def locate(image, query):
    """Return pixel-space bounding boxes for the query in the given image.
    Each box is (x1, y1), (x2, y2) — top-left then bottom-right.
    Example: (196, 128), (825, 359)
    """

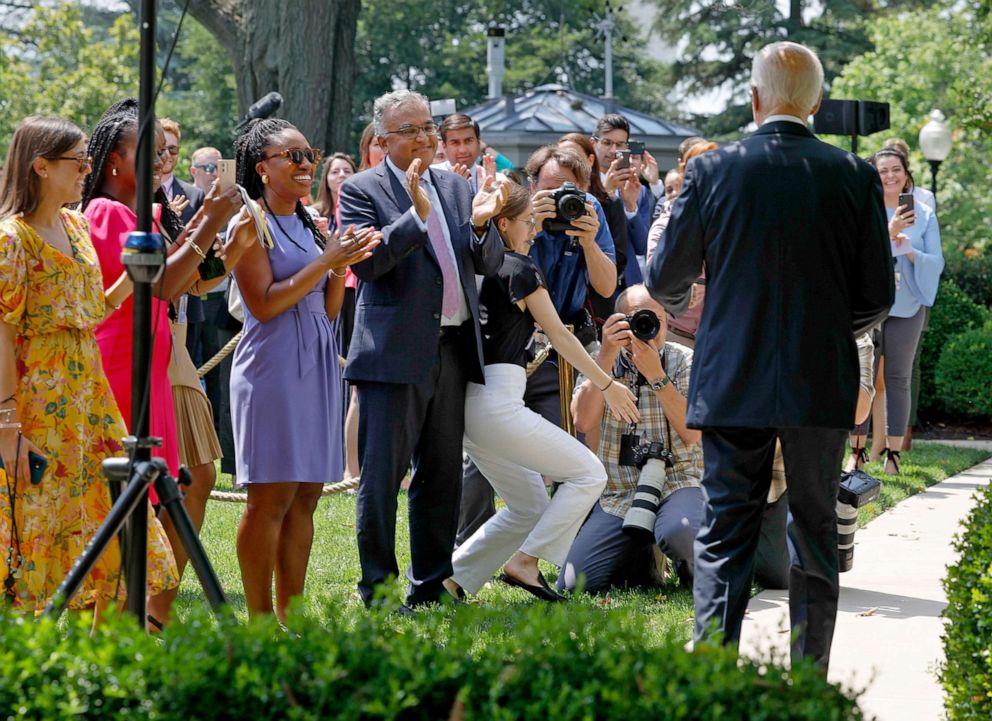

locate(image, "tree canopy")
(649, 0), (933, 137)
(351, 0), (671, 136)
(830, 1), (992, 256)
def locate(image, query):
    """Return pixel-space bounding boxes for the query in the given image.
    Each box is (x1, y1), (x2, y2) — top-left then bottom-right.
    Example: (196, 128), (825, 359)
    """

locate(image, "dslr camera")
(619, 438), (673, 470)
(625, 309), (661, 342)
(543, 181), (588, 233)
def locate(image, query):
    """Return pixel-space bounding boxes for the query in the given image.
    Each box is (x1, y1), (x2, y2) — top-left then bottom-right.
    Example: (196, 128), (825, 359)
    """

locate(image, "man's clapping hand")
(405, 158), (432, 222)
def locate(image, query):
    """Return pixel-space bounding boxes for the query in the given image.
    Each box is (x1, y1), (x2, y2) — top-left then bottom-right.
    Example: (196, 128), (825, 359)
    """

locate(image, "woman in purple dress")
(230, 119), (379, 620)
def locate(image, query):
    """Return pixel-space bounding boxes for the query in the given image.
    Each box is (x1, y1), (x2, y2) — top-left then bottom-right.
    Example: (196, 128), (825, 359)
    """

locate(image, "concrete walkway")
(738, 451), (992, 721)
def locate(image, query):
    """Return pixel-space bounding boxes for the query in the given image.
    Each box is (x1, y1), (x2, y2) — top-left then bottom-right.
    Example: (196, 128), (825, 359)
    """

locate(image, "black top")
(480, 251), (546, 368)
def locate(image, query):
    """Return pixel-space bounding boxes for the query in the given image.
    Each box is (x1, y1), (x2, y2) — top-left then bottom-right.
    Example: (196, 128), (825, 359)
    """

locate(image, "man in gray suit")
(647, 41), (893, 669)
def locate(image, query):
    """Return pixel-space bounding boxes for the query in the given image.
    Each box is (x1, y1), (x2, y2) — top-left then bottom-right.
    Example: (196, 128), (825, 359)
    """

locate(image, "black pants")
(455, 358), (563, 546)
(355, 330), (470, 607)
(693, 426), (846, 669)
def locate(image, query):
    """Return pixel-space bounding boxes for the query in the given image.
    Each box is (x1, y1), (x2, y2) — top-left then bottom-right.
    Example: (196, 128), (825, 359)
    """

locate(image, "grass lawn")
(172, 442), (989, 640)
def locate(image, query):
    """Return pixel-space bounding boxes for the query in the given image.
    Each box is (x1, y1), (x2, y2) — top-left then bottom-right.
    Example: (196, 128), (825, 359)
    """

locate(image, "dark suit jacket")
(647, 121), (894, 429)
(338, 160), (505, 385)
(168, 176), (204, 225)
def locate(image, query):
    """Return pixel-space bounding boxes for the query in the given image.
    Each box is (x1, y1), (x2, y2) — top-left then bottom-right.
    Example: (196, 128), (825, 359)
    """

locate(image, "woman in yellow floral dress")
(0, 116), (177, 614)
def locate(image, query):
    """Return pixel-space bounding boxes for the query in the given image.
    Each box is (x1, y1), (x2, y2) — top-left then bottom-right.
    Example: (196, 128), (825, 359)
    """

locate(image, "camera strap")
(617, 352), (674, 467)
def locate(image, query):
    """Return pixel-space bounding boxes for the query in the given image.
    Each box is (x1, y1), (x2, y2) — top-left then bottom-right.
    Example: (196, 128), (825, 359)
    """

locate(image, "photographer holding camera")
(559, 284), (704, 595)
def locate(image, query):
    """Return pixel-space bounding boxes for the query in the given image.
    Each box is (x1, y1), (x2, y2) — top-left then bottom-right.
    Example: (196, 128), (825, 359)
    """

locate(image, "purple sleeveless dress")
(230, 213), (343, 485)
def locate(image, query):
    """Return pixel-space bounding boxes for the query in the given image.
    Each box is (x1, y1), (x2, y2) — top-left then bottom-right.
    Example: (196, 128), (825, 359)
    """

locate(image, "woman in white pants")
(444, 183), (638, 602)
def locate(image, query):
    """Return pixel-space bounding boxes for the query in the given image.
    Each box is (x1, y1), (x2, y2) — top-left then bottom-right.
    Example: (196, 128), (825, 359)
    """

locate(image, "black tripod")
(44, 0), (224, 622)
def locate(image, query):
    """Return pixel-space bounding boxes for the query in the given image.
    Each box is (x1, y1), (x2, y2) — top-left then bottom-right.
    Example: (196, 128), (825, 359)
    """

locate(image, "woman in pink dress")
(81, 98), (243, 627)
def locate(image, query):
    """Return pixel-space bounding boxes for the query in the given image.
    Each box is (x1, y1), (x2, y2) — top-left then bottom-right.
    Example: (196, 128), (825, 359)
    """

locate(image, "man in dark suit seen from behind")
(646, 41), (894, 670)
(338, 89), (508, 610)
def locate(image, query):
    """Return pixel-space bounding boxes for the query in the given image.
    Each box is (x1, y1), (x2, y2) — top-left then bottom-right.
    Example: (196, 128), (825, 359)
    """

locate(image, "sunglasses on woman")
(264, 148), (322, 166)
(54, 155), (94, 172)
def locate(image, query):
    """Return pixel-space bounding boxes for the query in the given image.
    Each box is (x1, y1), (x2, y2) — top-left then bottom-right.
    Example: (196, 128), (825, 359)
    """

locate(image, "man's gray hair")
(615, 284), (646, 314)
(372, 89), (430, 136)
(750, 41), (823, 113)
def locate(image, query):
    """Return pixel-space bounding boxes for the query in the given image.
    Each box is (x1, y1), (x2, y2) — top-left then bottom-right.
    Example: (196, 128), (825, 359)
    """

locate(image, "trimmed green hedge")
(945, 253), (992, 309)
(920, 279), (990, 415)
(0, 602), (864, 720)
(942, 481), (992, 720)
(937, 321), (992, 419)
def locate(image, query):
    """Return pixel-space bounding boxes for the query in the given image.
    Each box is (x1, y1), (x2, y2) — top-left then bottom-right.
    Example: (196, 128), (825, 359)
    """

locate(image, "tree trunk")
(184, 0), (360, 153)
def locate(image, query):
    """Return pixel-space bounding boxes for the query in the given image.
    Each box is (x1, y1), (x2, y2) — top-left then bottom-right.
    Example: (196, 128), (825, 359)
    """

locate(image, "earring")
(41, 172), (48, 179)
(112, 167), (118, 177)
(261, 174), (269, 185)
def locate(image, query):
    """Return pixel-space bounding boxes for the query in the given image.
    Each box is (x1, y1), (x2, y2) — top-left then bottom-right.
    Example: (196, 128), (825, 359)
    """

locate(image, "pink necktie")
(421, 179), (460, 318)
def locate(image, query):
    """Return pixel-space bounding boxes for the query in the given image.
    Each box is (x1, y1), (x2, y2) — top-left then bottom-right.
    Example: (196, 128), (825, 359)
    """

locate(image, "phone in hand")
(198, 245), (227, 280)
(0, 450), (47, 485)
(897, 192), (915, 221)
(615, 150), (631, 170)
(28, 451), (46, 485)
(217, 159), (236, 192)
(628, 141), (645, 157)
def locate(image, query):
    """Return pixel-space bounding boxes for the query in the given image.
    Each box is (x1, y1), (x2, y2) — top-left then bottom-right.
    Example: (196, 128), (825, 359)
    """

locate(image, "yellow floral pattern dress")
(0, 210), (178, 612)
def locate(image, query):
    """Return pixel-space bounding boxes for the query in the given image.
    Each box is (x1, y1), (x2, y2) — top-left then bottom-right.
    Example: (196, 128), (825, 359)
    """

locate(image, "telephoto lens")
(836, 470), (882, 572)
(622, 458), (667, 541)
(836, 499), (859, 572)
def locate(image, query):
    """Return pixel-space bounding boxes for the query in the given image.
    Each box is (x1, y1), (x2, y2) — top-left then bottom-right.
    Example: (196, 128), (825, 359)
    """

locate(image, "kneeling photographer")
(559, 284), (704, 594)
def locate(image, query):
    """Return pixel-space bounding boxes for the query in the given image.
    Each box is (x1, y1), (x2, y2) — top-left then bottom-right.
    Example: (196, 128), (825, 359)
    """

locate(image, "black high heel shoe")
(885, 448), (901, 475)
(498, 570), (566, 602)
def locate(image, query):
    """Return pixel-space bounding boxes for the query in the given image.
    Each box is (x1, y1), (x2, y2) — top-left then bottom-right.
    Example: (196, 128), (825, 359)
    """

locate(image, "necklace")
(261, 197), (308, 252)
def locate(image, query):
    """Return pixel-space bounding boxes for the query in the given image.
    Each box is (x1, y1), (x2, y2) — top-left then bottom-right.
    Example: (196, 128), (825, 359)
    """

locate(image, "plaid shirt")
(583, 342), (703, 519)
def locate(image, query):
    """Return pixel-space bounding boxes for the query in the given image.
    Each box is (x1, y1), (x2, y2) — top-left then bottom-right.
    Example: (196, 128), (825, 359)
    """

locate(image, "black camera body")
(543, 182), (587, 233)
(625, 309), (661, 342)
(619, 436), (674, 470)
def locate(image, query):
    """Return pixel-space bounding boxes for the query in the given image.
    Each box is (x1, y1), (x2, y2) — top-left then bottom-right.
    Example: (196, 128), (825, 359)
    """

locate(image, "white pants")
(452, 364), (607, 594)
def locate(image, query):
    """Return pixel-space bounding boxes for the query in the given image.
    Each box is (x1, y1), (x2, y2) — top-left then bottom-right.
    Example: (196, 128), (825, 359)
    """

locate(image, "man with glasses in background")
(339, 89), (508, 611)
(591, 114), (663, 287)
(159, 118), (203, 224)
(188, 144), (239, 482)
(159, 119), (207, 366)
(190, 146), (222, 194)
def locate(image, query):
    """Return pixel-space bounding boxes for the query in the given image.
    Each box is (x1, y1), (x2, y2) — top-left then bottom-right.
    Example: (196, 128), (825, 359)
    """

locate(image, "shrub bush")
(941, 482), (992, 720)
(0, 602), (864, 720)
(945, 253), (992, 309)
(936, 321), (992, 419)
(919, 279), (990, 415)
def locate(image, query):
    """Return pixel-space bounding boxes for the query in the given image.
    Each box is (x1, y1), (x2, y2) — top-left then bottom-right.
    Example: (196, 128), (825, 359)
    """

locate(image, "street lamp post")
(918, 109), (952, 207)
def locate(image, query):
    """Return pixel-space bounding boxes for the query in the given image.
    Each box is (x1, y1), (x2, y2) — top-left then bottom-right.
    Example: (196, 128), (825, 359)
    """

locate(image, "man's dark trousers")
(355, 329), (469, 607)
(693, 426), (847, 668)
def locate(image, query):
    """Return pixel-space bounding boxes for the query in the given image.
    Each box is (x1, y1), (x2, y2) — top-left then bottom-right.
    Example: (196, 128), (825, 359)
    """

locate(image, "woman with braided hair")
(82, 98), (246, 627)
(230, 118), (378, 620)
